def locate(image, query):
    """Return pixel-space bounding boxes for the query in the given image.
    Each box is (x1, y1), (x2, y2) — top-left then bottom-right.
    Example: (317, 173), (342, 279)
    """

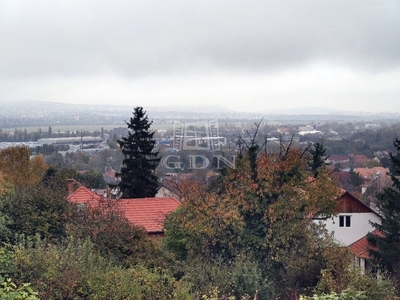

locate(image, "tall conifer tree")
(308, 142), (329, 177)
(368, 138), (400, 273)
(116, 107), (160, 198)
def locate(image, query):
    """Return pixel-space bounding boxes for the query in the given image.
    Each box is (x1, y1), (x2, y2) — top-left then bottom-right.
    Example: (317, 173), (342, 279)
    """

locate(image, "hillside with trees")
(0, 131), (398, 298)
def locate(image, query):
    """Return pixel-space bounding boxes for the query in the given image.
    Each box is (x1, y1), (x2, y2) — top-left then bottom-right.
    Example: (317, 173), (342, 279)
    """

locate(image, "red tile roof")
(67, 189), (181, 234)
(348, 229), (382, 259)
(116, 197), (181, 233)
(328, 155), (349, 162)
(355, 167), (388, 180)
(67, 186), (101, 206)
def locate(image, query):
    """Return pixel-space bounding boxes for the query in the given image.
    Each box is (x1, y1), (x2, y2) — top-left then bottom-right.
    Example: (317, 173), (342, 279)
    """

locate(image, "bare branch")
(285, 134), (295, 158)
(301, 143), (312, 158)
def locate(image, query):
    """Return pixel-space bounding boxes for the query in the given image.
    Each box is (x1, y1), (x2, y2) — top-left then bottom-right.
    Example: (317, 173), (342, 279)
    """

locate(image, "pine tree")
(116, 107), (160, 198)
(307, 142), (329, 176)
(348, 168), (363, 188)
(368, 138), (400, 273)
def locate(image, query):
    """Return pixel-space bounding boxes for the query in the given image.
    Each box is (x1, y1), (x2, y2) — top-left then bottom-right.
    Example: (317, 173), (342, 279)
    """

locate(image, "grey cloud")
(1, 0), (400, 80)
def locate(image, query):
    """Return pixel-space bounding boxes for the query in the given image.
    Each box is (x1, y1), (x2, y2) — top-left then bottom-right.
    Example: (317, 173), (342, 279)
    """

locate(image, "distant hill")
(263, 106), (370, 116)
(154, 105), (234, 113)
(1, 100), (399, 129)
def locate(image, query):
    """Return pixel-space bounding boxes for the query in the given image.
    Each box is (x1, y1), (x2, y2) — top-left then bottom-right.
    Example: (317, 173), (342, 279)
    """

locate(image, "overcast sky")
(1, 0), (400, 113)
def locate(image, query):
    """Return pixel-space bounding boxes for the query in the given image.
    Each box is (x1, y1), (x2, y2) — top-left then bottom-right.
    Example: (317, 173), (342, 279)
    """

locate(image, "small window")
(339, 215), (351, 227)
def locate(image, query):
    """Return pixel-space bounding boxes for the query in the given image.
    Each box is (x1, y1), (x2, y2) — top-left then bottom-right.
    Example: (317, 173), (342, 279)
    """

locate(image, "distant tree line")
(0, 127), (108, 142)
(312, 123), (400, 157)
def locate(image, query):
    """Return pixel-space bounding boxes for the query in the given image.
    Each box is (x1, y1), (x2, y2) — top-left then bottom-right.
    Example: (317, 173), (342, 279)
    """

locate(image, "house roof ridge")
(118, 196), (181, 203)
(348, 229), (382, 259)
(67, 189), (181, 233)
(337, 189), (380, 216)
(67, 185), (101, 201)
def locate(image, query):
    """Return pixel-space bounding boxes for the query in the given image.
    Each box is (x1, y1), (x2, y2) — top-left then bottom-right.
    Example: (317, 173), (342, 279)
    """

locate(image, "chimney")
(67, 179), (80, 196)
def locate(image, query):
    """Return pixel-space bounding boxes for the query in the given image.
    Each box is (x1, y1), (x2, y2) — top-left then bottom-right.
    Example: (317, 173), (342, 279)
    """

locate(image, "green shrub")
(0, 276), (39, 300)
(308, 267), (398, 300)
(85, 265), (176, 300)
(11, 236), (178, 299)
(300, 289), (366, 300)
(0, 246), (15, 277)
(181, 255), (275, 299)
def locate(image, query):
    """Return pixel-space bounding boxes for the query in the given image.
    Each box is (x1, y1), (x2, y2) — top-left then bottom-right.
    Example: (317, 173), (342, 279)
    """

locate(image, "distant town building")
(0, 141), (40, 150)
(326, 155), (350, 165)
(298, 130), (322, 136)
(365, 123), (380, 129)
(38, 136), (102, 146)
(113, 127), (129, 137)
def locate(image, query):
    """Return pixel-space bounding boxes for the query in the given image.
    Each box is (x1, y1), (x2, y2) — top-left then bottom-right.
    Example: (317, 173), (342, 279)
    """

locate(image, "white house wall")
(318, 212), (381, 246)
(354, 256), (366, 275)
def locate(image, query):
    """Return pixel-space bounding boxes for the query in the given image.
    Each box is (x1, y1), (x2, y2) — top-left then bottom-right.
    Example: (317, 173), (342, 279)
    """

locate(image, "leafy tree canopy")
(1, 169), (70, 243)
(0, 146), (47, 187)
(164, 136), (341, 297)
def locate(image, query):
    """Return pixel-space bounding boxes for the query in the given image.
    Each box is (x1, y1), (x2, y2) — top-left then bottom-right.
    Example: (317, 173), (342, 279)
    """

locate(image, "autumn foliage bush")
(1, 141), (399, 299)
(164, 143), (349, 298)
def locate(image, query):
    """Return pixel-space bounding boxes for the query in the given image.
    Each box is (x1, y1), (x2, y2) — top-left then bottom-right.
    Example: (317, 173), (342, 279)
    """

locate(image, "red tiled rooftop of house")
(116, 197), (181, 233)
(67, 188), (181, 234)
(355, 167), (388, 180)
(67, 186), (101, 206)
(348, 229), (382, 259)
(328, 155), (349, 162)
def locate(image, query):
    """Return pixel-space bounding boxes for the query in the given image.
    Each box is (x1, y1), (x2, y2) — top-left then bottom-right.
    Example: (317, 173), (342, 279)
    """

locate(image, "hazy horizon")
(1, 1), (400, 113)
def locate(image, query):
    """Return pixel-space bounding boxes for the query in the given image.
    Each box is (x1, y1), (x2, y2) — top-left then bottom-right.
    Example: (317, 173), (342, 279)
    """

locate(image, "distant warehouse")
(38, 136), (103, 146)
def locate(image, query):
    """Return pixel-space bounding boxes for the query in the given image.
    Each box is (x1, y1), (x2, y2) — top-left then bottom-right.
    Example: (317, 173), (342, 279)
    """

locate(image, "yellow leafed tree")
(0, 170), (12, 198)
(0, 146), (48, 187)
(163, 141), (344, 298)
